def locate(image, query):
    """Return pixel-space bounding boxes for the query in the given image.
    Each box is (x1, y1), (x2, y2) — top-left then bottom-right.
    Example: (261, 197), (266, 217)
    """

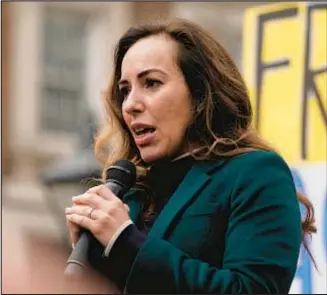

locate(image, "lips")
(131, 123), (156, 135)
(130, 123), (156, 146)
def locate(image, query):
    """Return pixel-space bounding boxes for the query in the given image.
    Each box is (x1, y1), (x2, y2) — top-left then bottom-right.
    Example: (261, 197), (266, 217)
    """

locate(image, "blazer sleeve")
(124, 152), (302, 294)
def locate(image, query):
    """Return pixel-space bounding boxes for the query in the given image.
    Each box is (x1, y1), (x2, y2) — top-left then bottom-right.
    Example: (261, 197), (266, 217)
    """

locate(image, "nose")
(122, 89), (145, 116)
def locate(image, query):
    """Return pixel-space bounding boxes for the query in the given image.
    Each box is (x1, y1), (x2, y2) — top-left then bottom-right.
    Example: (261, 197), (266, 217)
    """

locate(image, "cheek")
(122, 111), (130, 127)
(161, 104), (192, 144)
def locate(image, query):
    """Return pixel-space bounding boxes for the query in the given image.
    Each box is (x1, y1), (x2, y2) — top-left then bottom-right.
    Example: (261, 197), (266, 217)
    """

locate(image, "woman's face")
(119, 34), (193, 163)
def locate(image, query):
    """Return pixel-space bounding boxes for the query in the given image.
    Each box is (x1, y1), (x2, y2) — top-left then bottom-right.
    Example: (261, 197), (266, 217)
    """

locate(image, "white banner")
(290, 163), (327, 294)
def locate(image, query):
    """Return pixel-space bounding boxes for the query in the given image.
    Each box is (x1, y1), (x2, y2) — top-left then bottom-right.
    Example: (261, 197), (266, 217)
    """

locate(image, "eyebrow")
(118, 69), (167, 86)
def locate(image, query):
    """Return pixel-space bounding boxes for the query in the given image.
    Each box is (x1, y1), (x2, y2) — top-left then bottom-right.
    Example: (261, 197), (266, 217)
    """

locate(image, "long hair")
(94, 18), (316, 265)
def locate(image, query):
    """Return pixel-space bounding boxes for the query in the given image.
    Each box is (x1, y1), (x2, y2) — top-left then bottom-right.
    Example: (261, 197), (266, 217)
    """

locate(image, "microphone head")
(105, 159), (136, 190)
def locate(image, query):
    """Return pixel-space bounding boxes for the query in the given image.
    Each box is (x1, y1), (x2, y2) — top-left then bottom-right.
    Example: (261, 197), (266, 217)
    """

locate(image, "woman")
(65, 19), (317, 294)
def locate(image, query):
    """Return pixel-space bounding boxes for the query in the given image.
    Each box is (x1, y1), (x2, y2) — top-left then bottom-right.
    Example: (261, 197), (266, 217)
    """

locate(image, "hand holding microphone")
(64, 160), (136, 278)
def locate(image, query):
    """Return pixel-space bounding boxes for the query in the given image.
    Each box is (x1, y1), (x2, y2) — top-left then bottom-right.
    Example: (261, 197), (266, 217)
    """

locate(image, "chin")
(139, 148), (166, 164)
(140, 153), (160, 164)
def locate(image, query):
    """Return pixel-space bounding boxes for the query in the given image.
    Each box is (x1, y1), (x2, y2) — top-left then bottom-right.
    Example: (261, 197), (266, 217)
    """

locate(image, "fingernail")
(65, 207), (72, 214)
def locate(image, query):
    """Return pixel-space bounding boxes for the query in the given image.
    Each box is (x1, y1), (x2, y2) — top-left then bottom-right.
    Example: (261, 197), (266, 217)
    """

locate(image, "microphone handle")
(64, 231), (92, 278)
(64, 181), (125, 279)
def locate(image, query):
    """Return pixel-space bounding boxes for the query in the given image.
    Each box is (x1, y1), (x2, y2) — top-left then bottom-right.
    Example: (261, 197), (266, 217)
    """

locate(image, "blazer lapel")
(123, 188), (145, 223)
(147, 160), (223, 239)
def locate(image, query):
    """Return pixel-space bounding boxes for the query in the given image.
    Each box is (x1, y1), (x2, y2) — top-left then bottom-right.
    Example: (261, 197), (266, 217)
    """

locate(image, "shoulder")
(194, 150), (293, 181)
(226, 151), (297, 202)
(228, 150), (289, 169)
(220, 150), (293, 179)
(208, 150), (296, 195)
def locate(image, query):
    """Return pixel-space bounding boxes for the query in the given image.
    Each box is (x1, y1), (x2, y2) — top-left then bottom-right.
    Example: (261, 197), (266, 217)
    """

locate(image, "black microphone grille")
(105, 159), (136, 190)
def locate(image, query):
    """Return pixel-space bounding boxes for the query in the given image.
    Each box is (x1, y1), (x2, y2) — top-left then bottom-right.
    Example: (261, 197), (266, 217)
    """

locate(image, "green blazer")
(122, 150), (302, 294)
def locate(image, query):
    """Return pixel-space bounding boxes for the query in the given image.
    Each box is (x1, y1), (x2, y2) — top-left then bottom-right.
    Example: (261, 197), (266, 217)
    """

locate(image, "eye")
(145, 78), (162, 89)
(119, 86), (131, 99)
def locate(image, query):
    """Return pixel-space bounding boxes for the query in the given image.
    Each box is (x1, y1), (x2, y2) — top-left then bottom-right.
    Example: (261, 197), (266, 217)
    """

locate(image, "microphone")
(64, 159), (136, 279)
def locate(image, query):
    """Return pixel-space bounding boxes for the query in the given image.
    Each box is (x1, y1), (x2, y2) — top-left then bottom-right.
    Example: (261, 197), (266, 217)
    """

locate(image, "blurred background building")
(2, 0), (260, 238)
(1, 1), (326, 294)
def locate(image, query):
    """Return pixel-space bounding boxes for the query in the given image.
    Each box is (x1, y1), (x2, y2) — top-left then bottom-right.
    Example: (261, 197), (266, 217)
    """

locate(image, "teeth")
(135, 128), (146, 135)
(134, 127), (154, 135)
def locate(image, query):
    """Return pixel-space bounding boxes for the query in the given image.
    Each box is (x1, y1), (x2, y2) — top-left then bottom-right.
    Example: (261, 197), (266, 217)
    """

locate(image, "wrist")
(103, 219), (134, 257)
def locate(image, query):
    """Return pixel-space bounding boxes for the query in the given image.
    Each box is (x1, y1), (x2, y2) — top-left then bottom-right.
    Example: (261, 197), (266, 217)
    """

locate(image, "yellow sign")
(243, 2), (327, 164)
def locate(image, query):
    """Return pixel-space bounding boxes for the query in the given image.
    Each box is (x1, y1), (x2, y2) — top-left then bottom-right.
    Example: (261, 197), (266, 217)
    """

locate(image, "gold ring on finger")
(88, 207), (95, 219)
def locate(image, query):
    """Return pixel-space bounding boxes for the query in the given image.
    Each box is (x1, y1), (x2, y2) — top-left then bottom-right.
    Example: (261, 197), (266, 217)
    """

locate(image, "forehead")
(121, 34), (180, 76)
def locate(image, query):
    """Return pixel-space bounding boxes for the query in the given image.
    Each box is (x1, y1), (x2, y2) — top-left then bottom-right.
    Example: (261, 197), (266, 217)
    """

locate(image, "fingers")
(72, 185), (126, 214)
(65, 205), (95, 246)
(66, 205), (93, 218)
(86, 185), (121, 202)
(66, 218), (80, 246)
(66, 214), (92, 232)
(66, 210), (115, 237)
(72, 184), (120, 206)
(66, 203), (129, 221)
(66, 186), (132, 247)
(72, 192), (107, 208)
(66, 185), (130, 247)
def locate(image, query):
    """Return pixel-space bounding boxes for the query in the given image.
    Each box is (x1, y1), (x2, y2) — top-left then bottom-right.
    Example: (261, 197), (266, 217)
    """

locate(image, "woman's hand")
(65, 184), (131, 247)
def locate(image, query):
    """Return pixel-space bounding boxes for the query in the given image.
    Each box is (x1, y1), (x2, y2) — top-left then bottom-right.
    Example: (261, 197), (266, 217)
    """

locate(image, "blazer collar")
(147, 159), (224, 239)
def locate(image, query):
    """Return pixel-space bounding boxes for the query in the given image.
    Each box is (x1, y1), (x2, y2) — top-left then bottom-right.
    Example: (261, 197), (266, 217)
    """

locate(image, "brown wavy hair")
(94, 18), (317, 266)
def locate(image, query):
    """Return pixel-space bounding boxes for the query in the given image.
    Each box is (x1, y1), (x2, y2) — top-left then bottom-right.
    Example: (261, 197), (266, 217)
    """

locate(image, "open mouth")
(134, 127), (156, 136)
